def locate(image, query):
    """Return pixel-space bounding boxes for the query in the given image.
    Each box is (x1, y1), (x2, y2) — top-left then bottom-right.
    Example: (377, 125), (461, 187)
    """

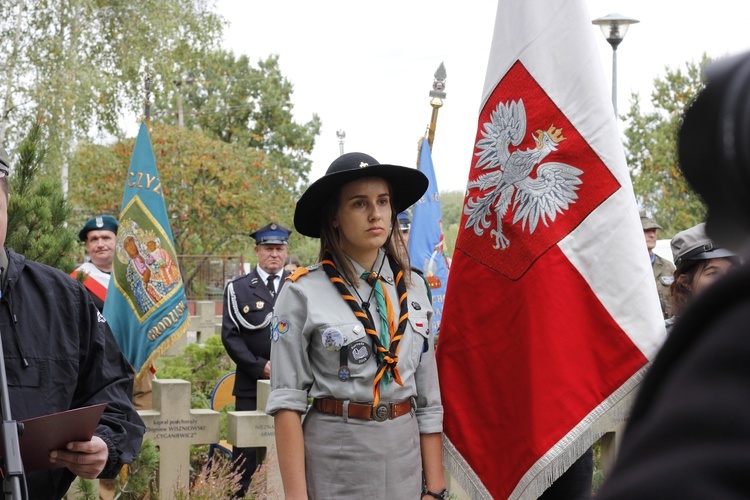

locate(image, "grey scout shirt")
(266, 251), (443, 435)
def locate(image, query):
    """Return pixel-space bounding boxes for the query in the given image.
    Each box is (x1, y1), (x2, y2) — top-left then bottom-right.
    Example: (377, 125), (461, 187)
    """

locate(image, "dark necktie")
(266, 275), (276, 298)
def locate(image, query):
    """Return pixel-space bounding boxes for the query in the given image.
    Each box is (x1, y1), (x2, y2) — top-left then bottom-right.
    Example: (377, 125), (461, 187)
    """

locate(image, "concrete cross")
(227, 380), (282, 494)
(138, 379), (220, 499)
(190, 300), (222, 342)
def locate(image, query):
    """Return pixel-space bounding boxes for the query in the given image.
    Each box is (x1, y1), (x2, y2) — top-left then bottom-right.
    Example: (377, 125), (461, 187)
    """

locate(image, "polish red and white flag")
(436, 1), (666, 498)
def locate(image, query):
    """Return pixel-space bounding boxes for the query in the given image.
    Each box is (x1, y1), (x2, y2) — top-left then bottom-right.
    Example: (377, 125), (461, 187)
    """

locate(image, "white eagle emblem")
(464, 99), (583, 249)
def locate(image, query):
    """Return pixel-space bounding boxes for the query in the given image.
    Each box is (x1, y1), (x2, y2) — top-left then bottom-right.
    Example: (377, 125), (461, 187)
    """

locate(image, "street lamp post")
(336, 130), (346, 156)
(174, 71), (195, 128)
(592, 13), (639, 117)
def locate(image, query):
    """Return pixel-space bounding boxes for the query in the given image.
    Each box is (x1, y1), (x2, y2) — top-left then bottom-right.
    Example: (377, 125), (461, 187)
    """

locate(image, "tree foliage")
(155, 335), (233, 406)
(623, 56), (711, 236)
(67, 123), (296, 256)
(0, 0), (223, 168)
(6, 121), (77, 271)
(166, 51), (321, 192)
(438, 190), (464, 257)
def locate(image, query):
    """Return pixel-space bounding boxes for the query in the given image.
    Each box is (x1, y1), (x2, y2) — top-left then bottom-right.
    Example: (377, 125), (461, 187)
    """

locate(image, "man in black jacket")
(0, 149), (145, 498)
(597, 51), (750, 499)
(221, 222), (291, 496)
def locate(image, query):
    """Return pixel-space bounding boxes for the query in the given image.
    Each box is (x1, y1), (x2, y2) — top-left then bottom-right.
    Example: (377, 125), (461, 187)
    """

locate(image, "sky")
(215, 1), (750, 193)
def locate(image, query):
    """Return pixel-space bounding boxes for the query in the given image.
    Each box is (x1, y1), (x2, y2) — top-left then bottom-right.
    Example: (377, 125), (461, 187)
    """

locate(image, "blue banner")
(103, 122), (188, 381)
(408, 139), (450, 332)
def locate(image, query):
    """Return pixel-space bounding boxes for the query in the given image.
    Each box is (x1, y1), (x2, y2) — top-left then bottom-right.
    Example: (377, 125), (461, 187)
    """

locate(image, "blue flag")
(408, 139), (450, 332)
(103, 122), (188, 381)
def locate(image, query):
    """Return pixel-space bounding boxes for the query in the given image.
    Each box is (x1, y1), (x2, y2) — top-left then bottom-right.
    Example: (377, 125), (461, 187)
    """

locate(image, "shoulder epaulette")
(410, 267), (433, 305)
(287, 266), (310, 282)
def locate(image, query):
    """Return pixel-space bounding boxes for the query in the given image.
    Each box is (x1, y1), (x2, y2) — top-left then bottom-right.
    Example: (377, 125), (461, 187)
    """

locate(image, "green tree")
(624, 56), (711, 236)
(6, 121), (76, 271)
(156, 335), (233, 407)
(172, 52), (321, 192)
(0, 1), (223, 183)
(68, 123), (296, 256)
(439, 190), (464, 257)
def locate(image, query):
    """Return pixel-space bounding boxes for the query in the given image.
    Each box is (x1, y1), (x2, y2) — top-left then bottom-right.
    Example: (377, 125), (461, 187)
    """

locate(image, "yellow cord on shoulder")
(287, 267), (309, 282)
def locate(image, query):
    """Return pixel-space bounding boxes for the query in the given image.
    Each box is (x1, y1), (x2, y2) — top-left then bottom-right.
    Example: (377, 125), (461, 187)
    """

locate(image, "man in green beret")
(641, 211), (675, 318)
(72, 215), (119, 311)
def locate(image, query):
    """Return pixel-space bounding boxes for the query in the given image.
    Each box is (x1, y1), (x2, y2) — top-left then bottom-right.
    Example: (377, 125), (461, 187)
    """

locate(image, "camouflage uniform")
(653, 253), (675, 318)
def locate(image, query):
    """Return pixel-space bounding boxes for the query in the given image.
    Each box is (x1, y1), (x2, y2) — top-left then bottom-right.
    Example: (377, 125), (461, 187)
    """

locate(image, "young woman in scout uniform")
(265, 152), (447, 499)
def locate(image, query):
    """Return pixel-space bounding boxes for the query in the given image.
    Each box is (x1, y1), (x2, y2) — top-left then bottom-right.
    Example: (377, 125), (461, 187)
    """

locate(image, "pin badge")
(251, 277), (259, 285)
(255, 301), (265, 309)
(243, 305), (250, 314)
(338, 366), (350, 381)
(348, 341), (371, 364)
(411, 301), (421, 311)
(353, 324), (363, 334)
(322, 327), (344, 351)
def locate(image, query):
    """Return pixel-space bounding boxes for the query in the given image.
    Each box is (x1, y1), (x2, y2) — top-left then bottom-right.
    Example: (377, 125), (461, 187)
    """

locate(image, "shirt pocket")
(314, 322), (368, 374)
(407, 314), (431, 367)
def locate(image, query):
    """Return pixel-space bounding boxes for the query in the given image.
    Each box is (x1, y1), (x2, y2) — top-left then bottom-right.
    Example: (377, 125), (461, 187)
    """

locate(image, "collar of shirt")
(255, 267), (282, 286)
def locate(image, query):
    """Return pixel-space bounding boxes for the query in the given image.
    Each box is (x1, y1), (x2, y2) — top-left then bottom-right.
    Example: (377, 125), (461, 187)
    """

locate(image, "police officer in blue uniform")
(221, 222), (291, 496)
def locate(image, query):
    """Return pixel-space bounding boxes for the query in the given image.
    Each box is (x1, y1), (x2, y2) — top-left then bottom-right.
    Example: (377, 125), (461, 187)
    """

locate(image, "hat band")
(675, 242), (715, 267)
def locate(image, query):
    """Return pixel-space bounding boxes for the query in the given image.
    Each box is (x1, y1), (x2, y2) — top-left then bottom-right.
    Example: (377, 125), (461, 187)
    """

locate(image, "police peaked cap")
(294, 152), (428, 238)
(250, 222), (291, 245)
(79, 215), (118, 242)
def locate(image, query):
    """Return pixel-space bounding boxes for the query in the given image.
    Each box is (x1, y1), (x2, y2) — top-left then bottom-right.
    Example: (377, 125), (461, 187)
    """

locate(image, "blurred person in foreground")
(597, 50), (750, 499)
(0, 149), (144, 498)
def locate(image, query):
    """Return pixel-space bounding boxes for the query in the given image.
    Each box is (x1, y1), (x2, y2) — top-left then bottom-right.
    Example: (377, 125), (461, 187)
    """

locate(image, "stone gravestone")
(138, 379), (220, 499)
(227, 380), (283, 496)
(191, 300), (222, 343)
(166, 300), (221, 356)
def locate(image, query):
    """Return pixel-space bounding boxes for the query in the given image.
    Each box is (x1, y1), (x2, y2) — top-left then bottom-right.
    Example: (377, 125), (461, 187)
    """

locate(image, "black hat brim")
(294, 164), (428, 238)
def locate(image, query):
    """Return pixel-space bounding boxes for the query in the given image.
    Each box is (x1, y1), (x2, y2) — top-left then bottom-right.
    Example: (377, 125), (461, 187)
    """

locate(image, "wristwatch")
(422, 486), (449, 499)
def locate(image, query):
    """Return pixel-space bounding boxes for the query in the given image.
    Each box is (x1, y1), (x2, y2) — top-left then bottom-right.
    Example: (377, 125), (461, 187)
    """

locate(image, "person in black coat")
(597, 50), (750, 499)
(0, 149), (144, 499)
(221, 222), (291, 496)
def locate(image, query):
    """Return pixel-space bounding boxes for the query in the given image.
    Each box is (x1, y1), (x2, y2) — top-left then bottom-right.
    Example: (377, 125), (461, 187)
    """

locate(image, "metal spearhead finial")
(143, 74), (152, 122)
(429, 62), (447, 99)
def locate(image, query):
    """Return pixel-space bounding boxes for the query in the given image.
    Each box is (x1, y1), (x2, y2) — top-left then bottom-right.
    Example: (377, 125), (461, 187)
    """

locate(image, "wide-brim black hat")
(294, 152), (428, 238)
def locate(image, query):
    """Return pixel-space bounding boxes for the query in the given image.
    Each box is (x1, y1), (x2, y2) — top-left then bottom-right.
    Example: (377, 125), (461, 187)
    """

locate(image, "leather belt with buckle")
(313, 397), (414, 422)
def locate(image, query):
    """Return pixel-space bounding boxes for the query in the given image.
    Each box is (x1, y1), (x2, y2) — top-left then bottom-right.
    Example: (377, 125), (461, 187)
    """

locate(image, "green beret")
(79, 215), (118, 242)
